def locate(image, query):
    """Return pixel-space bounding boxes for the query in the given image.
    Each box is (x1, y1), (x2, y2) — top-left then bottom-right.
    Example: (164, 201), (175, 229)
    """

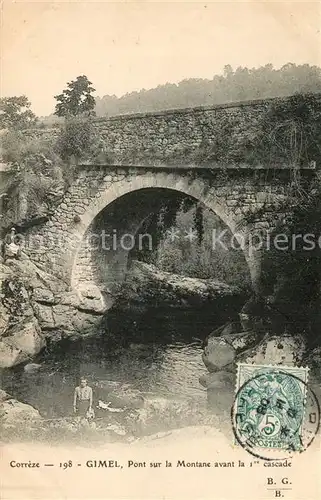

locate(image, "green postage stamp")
(231, 363), (319, 459)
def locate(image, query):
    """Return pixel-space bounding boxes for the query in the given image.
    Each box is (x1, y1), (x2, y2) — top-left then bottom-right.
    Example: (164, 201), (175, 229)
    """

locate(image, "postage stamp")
(231, 363), (320, 460)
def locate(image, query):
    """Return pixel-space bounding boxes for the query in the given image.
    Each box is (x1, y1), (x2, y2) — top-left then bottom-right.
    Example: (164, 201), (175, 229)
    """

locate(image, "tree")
(0, 96), (37, 130)
(54, 75), (96, 118)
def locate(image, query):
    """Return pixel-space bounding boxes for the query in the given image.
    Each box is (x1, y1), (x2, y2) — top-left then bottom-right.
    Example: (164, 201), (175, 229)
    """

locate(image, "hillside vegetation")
(39, 63), (321, 124)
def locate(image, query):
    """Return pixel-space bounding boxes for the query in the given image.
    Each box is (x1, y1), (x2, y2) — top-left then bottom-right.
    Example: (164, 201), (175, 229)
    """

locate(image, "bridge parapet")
(25, 93), (320, 170)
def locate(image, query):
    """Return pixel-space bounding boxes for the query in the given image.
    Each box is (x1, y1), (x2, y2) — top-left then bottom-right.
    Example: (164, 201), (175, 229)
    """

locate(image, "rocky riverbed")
(0, 254), (243, 368)
(1, 253), (321, 444)
(0, 385), (223, 444)
(1, 312), (321, 444)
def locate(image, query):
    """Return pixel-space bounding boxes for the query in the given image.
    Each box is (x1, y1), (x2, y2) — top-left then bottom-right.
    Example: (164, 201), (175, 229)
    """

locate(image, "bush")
(1, 130), (66, 227)
(261, 178), (321, 341)
(55, 115), (102, 162)
(1, 129), (60, 165)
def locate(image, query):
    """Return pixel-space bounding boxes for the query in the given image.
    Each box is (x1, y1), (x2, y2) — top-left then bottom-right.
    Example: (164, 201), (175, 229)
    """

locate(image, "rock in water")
(24, 363), (42, 373)
(202, 337), (236, 372)
(204, 321), (260, 352)
(199, 371), (234, 390)
(199, 371), (235, 416)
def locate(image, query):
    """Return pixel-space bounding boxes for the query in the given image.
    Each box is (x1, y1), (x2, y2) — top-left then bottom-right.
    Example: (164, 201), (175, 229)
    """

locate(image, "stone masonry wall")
(25, 95), (319, 169)
(22, 167), (295, 297)
(94, 99), (270, 167)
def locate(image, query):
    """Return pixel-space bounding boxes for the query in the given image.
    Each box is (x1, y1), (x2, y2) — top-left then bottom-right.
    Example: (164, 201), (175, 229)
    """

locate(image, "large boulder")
(32, 302), (55, 329)
(0, 398), (42, 427)
(0, 261), (55, 357)
(204, 322), (259, 351)
(0, 318), (46, 368)
(7, 319), (45, 355)
(1, 275), (34, 324)
(0, 257), (108, 357)
(236, 334), (307, 366)
(5, 254), (65, 294)
(199, 369), (236, 414)
(120, 260), (242, 309)
(0, 341), (26, 368)
(60, 287), (107, 315)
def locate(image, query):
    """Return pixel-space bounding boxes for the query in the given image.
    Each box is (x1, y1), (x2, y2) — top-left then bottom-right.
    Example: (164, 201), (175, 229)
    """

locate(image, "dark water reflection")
(1, 303), (240, 420)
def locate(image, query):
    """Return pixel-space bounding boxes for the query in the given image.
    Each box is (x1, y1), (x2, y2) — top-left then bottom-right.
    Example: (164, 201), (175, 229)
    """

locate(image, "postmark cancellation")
(232, 363), (320, 460)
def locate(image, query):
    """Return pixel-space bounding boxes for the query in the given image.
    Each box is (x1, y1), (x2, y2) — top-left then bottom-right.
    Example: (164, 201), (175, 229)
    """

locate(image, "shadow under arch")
(69, 172), (258, 308)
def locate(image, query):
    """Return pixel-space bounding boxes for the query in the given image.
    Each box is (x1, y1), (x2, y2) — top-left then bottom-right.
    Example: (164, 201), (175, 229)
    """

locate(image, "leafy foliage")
(134, 195), (184, 264)
(0, 96), (37, 130)
(187, 92), (321, 168)
(55, 115), (102, 162)
(54, 76), (96, 118)
(260, 180), (321, 342)
(2, 130), (53, 164)
(255, 92), (321, 169)
(251, 94), (321, 340)
(1, 102), (104, 230)
(1, 130), (65, 228)
(133, 202), (251, 291)
(193, 205), (204, 245)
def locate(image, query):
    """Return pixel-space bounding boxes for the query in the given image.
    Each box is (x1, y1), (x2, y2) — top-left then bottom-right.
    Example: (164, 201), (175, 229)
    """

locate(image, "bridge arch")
(67, 170), (260, 304)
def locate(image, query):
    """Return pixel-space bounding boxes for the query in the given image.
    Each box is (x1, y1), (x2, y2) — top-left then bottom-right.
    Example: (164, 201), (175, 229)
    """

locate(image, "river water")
(1, 304), (239, 424)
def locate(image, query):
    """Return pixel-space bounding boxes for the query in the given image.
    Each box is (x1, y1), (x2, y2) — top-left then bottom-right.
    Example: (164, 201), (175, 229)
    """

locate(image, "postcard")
(0, 1), (320, 499)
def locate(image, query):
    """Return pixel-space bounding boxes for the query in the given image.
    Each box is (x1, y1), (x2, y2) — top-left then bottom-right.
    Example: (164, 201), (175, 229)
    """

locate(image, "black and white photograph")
(0, 1), (320, 499)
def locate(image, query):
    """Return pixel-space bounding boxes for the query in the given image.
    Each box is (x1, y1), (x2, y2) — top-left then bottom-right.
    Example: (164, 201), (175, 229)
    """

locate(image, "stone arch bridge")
(23, 96), (317, 310)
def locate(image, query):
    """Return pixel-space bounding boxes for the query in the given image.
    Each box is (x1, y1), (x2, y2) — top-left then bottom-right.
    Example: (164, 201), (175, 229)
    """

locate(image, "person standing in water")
(73, 377), (93, 418)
